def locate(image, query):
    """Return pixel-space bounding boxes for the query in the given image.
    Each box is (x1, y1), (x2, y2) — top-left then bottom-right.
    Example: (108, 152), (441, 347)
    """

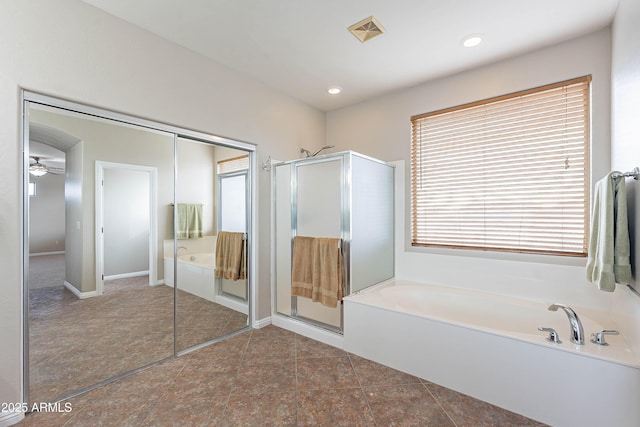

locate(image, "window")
(217, 155), (248, 233)
(217, 155), (249, 174)
(410, 76), (591, 256)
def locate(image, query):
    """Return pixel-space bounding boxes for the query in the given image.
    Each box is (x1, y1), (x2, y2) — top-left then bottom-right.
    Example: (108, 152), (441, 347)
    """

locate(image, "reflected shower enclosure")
(171, 140), (250, 352)
(22, 92), (254, 404)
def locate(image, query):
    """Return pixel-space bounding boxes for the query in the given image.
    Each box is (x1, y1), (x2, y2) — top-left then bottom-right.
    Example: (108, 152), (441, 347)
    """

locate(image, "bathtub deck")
(344, 280), (640, 427)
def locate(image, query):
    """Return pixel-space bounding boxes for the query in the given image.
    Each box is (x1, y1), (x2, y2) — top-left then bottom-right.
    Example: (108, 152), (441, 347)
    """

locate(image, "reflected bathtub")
(344, 279), (640, 427)
(164, 253), (216, 301)
(179, 252), (215, 267)
(164, 253), (248, 314)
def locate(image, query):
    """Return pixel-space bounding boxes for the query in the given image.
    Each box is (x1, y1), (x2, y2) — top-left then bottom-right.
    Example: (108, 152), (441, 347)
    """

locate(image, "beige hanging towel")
(291, 236), (343, 308)
(215, 231), (246, 281)
(291, 236), (315, 300)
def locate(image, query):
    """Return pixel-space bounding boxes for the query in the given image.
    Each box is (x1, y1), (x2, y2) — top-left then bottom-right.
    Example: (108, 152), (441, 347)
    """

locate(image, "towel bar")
(611, 167), (640, 180)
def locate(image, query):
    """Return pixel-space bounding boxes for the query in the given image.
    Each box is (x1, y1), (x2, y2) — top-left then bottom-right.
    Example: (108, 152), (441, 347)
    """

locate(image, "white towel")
(586, 172), (632, 291)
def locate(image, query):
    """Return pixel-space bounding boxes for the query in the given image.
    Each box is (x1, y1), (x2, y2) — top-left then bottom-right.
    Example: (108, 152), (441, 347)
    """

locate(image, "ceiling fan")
(29, 156), (64, 177)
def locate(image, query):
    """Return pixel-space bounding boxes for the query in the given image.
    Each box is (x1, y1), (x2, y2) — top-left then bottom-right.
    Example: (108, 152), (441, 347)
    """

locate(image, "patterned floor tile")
(425, 381), (547, 427)
(296, 356), (359, 390)
(19, 318), (545, 427)
(296, 388), (375, 427)
(364, 383), (455, 426)
(221, 392), (297, 427)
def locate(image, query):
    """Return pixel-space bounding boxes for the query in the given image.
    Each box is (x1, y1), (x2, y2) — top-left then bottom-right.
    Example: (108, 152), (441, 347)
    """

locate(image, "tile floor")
(29, 277), (247, 403)
(19, 325), (546, 426)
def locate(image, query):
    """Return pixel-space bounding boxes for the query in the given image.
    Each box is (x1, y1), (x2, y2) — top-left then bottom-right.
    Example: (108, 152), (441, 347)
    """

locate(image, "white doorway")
(95, 161), (158, 295)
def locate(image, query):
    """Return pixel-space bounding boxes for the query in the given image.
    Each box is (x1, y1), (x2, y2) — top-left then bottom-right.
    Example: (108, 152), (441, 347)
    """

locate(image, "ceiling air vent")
(348, 16), (385, 43)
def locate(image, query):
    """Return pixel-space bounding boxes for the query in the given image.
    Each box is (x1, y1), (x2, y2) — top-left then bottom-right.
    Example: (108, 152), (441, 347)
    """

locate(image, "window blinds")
(217, 155), (249, 174)
(410, 76), (591, 256)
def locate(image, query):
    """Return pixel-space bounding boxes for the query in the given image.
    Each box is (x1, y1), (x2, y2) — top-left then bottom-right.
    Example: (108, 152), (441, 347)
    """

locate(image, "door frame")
(95, 161), (158, 295)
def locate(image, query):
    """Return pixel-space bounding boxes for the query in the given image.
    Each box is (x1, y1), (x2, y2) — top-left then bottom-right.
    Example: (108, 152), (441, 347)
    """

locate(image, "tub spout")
(548, 303), (584, 345)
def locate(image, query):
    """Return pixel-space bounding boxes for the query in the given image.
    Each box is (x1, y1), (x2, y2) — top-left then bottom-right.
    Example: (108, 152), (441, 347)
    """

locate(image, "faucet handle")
(538, 327), (562, 344)
(590, 330), (619, 346)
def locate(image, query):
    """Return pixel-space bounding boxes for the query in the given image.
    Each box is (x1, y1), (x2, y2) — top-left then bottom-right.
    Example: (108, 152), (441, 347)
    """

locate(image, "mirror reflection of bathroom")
(25, 98), (253, 404)
(26, 102), (176, 403)
(172, 138), (249, 352)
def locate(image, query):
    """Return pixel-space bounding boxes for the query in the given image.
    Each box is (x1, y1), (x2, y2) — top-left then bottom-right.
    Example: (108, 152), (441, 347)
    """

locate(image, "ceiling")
(29, 124), (78, 173)
(83, 0), (619, 111)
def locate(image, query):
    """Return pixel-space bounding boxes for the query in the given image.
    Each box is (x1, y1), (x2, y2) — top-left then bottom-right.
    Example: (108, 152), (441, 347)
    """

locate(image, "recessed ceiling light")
(327, 86), (342, 95)
(462, 34), (483, 48)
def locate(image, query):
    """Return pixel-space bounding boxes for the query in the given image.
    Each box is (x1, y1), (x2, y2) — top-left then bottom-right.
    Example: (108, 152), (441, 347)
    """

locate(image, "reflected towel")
(215, 231), (246, 281)
(176, 203), (203, 239)
(586, 172), (632, 291)
(291, 236), (343, 308)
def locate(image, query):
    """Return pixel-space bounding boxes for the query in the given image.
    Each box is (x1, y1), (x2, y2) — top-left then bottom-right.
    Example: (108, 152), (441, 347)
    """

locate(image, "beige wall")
(327, 29), (613, 303)
(28, 173), (65, 254)
(0, 0), (325, 410)
(327, 28), (611, 181)
(29, 108), (176, 292)
(65, 142), (84, 296)
(176, 138), (216, 236)
(612, 0), (640, 290)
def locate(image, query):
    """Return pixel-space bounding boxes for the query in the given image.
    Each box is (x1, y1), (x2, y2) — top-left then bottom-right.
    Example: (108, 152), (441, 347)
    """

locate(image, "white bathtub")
(164, 253), (248, 314)
(164, 253), (216, 301)
(179, 252), (215, 267)
(344, 279), (640, 427)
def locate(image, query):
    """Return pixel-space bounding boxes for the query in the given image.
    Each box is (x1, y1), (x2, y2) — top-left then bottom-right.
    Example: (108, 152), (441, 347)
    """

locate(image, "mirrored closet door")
(23, 93), (253, 404)
(173, 138), (249, 352)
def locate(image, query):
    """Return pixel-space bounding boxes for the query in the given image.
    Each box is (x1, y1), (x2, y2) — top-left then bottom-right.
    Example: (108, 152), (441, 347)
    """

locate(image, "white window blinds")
(410, 76), (591, 256)
(217, 155), (249, 174)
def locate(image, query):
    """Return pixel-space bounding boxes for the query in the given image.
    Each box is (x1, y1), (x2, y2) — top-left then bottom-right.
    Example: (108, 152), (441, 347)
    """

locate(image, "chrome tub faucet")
(548, 303), (584, 345)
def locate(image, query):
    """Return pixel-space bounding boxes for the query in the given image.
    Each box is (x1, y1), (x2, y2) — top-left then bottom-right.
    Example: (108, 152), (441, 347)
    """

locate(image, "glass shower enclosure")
(274, 151), (394, 333)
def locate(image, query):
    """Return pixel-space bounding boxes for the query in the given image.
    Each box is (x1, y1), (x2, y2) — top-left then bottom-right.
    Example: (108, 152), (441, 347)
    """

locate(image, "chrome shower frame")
(273, 150), (395, 335)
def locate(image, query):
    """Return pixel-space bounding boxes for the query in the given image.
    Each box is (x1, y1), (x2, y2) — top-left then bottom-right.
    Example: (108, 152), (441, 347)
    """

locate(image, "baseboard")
(152, 279), (165, 286)
(29, 251), (65, 257)
(214, 295), (249, 315)
(64, 281), (97, 299)
(0, 410), (24, 427)
(253, 316), (272, 329)
(103, 270), (149, 281)
(271, 315), (344, 349)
